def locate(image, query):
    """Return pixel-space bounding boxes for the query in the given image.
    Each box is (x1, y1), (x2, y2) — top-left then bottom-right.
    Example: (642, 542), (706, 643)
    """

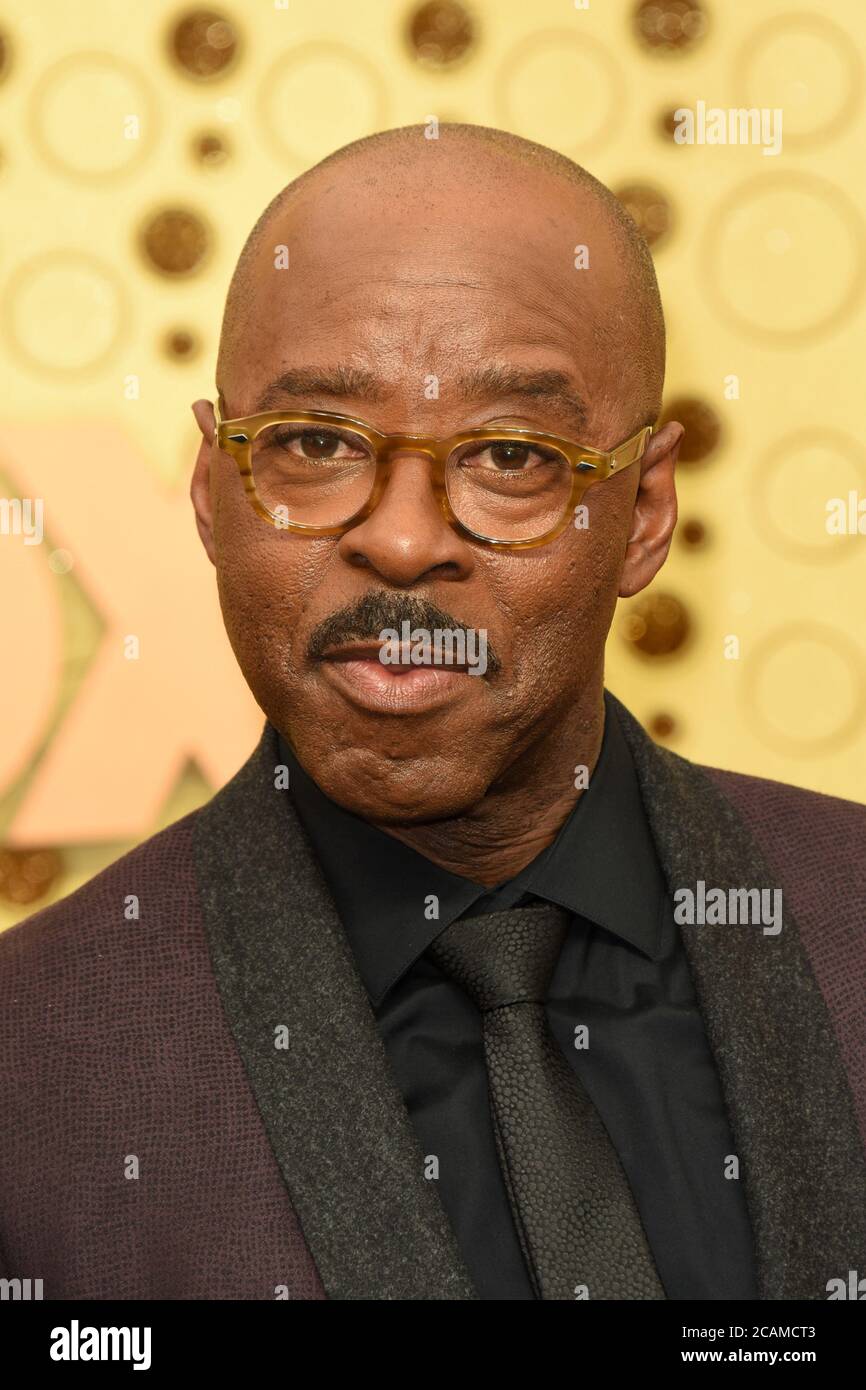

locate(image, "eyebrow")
(455, 364), (589, 433)
(250, 363), (589, 434)
(253, 366), (386, 412)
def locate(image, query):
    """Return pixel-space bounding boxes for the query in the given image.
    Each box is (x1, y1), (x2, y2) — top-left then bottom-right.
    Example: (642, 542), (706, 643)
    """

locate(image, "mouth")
(316, 640), (483, 714)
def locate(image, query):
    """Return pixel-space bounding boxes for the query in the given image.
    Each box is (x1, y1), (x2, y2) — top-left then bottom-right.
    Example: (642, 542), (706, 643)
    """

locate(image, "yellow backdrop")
(1, 0), (865, 927)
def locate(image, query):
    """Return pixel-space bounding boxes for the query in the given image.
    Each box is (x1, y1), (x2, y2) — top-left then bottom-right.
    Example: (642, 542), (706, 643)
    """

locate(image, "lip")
(316, 642), (484, 715)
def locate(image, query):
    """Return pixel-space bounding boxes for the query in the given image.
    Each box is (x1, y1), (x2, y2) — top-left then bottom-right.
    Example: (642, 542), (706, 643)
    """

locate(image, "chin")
(311, 748), (490, 826)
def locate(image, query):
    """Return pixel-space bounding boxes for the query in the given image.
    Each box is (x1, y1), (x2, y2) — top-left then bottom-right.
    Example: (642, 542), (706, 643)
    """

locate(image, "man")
(1, 123), (864, 1301)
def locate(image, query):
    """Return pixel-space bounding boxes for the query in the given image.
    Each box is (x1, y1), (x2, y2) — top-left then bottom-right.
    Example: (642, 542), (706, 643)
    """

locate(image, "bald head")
(216, 122), (665, 437)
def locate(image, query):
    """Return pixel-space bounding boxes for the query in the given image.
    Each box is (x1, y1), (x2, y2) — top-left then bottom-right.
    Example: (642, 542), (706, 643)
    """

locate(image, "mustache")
(307, 590), (502, 675)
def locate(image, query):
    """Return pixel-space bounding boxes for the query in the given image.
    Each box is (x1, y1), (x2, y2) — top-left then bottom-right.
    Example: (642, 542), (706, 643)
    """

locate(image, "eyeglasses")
(212, 393), (653, 550)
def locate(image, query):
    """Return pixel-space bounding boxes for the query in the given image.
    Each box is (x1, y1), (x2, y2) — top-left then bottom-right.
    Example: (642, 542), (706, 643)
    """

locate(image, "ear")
(618, 420), (683, 599)
(190, 399), (218, 566)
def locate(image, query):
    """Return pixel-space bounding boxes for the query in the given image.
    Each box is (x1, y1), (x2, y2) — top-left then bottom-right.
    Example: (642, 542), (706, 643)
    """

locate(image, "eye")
(270, 427), (370, 461)
(459, 440), (561, 472)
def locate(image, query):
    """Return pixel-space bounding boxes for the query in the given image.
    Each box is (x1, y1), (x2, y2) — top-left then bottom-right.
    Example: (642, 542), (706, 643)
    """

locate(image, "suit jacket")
(1, 694), (865, 1300)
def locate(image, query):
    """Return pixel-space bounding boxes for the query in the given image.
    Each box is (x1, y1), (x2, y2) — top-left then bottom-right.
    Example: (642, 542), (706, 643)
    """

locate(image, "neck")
(374, 680), (606, 887)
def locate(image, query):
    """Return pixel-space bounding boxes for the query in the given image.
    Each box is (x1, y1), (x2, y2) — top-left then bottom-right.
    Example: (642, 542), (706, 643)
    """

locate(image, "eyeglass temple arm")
(596, 425), (653, 478)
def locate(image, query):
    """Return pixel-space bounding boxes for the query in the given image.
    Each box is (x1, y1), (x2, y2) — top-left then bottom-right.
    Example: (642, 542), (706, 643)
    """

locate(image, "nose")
(337, 451), (473, 585)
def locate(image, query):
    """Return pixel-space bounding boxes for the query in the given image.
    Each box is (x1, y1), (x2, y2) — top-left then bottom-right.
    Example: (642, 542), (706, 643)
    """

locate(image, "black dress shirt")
(277, 692), (757, 1300)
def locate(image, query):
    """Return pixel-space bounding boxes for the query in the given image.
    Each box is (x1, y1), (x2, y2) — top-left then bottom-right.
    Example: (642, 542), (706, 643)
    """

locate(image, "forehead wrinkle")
(241, 361), (590, 436)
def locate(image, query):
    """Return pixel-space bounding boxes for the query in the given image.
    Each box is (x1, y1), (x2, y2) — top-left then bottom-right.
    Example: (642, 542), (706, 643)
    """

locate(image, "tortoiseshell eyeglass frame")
(212, 391), (653, 551)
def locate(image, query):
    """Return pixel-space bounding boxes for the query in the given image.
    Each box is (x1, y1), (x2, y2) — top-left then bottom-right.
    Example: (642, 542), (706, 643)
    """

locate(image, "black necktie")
(428, 902), (666, 1300)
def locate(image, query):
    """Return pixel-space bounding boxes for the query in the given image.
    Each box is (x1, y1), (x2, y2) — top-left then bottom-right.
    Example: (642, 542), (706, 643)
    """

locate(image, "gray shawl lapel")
(192, 723), (477, 1300)
(610, 694), (866, 1299)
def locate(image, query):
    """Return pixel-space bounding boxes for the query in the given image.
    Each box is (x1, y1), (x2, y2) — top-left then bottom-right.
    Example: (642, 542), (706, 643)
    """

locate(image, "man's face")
(191, 152), (678, 824)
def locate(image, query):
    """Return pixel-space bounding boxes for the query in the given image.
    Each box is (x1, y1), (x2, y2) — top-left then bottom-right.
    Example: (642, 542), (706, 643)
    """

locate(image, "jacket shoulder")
(0, 808), (216, 1115)
(697, 761), (866, 967)
(699, 762), (866, 851)
(0, 808), (202, 969)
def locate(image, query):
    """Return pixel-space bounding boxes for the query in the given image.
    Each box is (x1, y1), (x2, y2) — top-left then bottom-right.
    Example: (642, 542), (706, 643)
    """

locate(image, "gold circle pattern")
(752, 429), (866, 565)
(745, 624), (865, 756)
(3, 251), (127, 375)
(168, 9), (239, 80)
(735, 13), (862, 149)
(495, 31), (622, 157)
(703, 173), (866, 344)
(406, 1), (477, 69)
(29, 52), (157, 181)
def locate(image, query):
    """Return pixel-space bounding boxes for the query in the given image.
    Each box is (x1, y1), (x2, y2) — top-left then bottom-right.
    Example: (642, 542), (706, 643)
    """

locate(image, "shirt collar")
(276, 690), (667, 1006)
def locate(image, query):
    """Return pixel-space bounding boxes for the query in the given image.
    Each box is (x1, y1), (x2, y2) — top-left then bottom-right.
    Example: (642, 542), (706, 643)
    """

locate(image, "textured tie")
(429, 903), (666, 1300)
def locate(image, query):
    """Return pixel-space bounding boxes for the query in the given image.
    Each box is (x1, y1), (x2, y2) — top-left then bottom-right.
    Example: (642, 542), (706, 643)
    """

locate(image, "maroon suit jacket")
(1, 695), (865, 1299)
